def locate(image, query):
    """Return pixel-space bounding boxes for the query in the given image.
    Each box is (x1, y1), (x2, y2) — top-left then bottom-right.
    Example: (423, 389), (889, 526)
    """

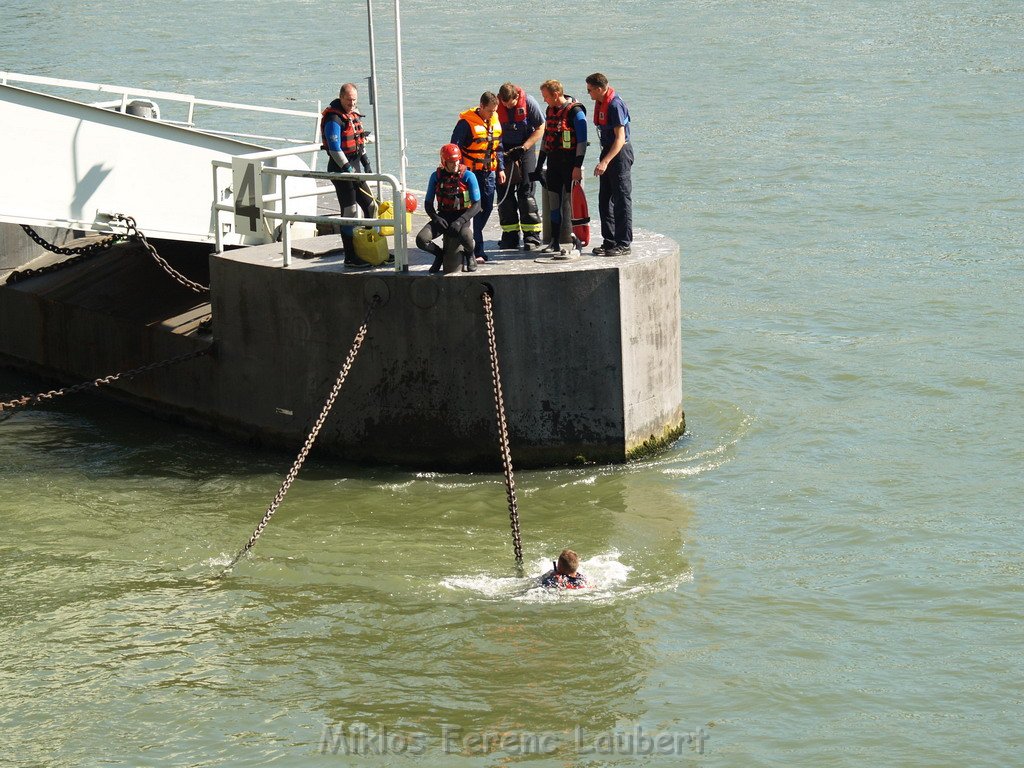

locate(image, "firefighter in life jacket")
(416, 144), (482, 274)
(321, 82), (376, 266)
(495, 82), (546, 252)
(531, 79), (589, 254)
(450, 92), (506, 263)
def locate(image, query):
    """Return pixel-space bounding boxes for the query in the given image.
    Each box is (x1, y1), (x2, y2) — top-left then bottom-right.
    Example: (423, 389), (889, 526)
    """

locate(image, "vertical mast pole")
(366, 0), (383, 198)
(394, 0), (408, 195)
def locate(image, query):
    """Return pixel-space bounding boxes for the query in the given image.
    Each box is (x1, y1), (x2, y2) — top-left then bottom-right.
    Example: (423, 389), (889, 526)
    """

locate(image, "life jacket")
(541, 570), (590, 589)
(497, 87), (528, 128)
(593, 87), (617, 127)
(436, 164), (472, 212)
(321, 104), (366, 157)
(542, 97), (586, 154)
(458, 108), (502, 172)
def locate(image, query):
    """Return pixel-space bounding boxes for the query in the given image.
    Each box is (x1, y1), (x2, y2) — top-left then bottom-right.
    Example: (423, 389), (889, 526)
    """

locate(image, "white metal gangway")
(0, 73), (323, 246)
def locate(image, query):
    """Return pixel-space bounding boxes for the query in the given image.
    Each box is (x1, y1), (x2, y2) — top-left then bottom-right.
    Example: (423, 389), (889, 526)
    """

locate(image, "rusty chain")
(220, 296), (380, 576)
(0, 347), (212, 420)
(482, 290), (524, 569)
(10, 216), (209, 293)
(8, 225), (126, 284)
(109, 214), (209, 294)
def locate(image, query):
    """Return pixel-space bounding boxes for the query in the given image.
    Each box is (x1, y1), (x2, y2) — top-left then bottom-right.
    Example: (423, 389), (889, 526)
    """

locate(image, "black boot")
(343, 233), (370, 268)
(463, 248), (477, 272)
(498, 232), (520, 250)
(425, 242), (443, 273)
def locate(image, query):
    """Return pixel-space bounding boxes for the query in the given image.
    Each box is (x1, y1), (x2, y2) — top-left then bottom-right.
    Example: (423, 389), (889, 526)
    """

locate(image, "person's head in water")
(556, 549), (580, 576)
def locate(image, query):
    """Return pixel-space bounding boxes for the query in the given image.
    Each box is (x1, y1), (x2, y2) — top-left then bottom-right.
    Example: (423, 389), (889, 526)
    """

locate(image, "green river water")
(2, 1), (1021, 765)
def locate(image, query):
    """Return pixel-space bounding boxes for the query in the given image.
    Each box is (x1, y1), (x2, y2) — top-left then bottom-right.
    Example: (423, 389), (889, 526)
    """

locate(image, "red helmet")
(439, 143), (461, 164)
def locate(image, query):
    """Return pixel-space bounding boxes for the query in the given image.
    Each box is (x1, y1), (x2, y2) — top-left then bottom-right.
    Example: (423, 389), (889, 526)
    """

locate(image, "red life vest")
(321, 106), (366, 157)
(436, 164), (472, 212)
(542, 98), (585, 154)
(497, 87), (528, 127)
(593, 87), (617, 127)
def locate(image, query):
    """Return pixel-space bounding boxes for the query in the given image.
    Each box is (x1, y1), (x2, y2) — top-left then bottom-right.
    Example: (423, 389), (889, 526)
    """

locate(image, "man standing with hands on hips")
(586, 73), (633, 257)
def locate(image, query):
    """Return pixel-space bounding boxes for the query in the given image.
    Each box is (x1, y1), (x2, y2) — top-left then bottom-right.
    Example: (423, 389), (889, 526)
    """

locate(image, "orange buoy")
(571, 181), (590, 247)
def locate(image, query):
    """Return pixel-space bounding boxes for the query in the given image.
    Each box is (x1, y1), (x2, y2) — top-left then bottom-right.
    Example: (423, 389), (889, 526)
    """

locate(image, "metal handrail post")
(212, 163), (223, 253)
(394, 0), (408, 195)
(392, 184), (406, 271)
(281, 174), (291, 267)
(311, 100), (322, 171)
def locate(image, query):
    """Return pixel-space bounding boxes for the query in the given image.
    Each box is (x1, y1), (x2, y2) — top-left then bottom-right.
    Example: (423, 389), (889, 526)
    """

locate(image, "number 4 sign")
(231, 158), (269, 238)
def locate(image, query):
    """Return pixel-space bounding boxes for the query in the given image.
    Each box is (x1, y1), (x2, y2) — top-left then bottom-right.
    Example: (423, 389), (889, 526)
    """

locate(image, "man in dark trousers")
(586, 73), (633, 257)
(531, 79), (588, 255)
(495, 81), (545, 251)
(416, 144), (482, 273)
(321, 82), (376, 266)
(451, 92), (505, 263)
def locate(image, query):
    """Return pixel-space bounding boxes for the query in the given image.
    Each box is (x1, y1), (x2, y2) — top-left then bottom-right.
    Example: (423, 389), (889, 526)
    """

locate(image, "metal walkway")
(0, 75), (318, 245)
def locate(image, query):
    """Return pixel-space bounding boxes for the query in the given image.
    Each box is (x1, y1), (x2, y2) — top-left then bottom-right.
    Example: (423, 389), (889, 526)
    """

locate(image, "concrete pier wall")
(0, 227), (684, 470)
(206, 231), (683, 468)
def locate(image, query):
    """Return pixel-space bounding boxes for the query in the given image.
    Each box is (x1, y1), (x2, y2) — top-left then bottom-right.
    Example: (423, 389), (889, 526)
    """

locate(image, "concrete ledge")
(205, 229), (683, 469)
(0, 226), (683, 470)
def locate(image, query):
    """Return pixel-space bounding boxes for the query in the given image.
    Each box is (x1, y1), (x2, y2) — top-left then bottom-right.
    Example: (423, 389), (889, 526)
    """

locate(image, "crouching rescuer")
(416, 144), (482, 273)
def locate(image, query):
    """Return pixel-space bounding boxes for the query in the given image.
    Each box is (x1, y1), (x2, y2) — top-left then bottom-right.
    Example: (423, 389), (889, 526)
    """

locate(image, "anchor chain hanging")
(482, 290), (524, 569)
(220, 296), (380, 576)
(0, 348), (211, 419)
(9, 225), (127, 283)
(11, 216), (209, 294)
(111, 214), (209, 294)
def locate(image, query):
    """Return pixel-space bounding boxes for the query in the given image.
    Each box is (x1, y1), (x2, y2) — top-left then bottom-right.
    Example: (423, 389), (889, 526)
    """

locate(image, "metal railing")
(0, 71), (322, 160)
(270, 167), (408, 270)
(211, 144), (409, 271)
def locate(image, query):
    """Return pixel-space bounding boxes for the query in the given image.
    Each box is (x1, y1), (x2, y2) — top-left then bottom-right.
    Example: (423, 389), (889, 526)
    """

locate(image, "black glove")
(452, 214), (471, 230)
(505, 145), (525, 163)
(360, 153), (372, 173)
(433, 216), (449, 231)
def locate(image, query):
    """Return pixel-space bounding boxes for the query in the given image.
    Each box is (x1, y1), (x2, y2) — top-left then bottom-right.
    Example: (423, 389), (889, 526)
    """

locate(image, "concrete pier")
(0, 222), (683, 470)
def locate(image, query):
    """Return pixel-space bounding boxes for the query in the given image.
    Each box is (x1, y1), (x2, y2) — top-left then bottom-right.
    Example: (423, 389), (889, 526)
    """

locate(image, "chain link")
(0, 348), (212, 419)
(108, 214), (210, 294)
(221, 297), (380, 576)
(482, 291), (524, 569)
(10, 216), (209, 293)
(7, 225), (126, 284)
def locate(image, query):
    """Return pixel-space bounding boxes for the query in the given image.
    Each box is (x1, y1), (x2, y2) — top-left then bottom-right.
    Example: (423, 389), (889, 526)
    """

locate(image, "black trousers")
(545, 154), (576, 244)
(327, 156), (375, 218)
(415, 213), (475, 254)
(496, 147), (541, 242)
(598, 143), (633, 246)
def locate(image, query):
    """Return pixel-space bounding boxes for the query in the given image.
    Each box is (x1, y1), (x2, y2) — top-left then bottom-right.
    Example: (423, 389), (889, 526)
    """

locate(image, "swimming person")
(540, 549), (590, 589)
